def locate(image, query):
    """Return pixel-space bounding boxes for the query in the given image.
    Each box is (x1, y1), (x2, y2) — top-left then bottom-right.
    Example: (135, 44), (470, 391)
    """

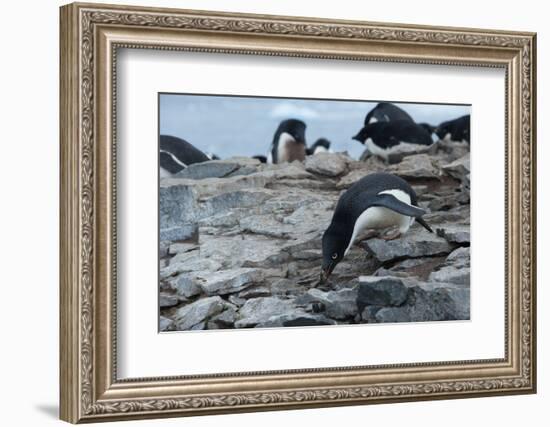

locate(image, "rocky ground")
(159, 140), (471, 331)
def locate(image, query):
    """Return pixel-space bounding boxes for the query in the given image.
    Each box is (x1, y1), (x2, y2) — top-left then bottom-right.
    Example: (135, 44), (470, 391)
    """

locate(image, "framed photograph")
(60, 2), (537, 423)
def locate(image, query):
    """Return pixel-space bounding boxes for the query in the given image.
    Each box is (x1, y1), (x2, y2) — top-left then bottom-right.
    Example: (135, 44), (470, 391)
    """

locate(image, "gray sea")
(159, 94), (471, 160)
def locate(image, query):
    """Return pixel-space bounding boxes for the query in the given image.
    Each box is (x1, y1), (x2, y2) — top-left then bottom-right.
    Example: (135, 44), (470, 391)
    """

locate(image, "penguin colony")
(160, 102), (469, 285)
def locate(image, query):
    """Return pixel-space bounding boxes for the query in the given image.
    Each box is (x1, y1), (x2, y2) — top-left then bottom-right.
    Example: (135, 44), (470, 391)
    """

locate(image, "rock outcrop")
(159, 142), (470, 331)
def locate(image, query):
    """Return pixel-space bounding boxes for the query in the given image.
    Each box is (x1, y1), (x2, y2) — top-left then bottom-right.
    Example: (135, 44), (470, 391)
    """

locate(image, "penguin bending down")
(352, 120), (433, 162)
(160, 135), (210, 177)
(364, 102), (414, 124)
(306, 138), (332, 155)
(320, 172), (433, 283)
(269, 119), (307, 164)
(435, 115), (470, 143)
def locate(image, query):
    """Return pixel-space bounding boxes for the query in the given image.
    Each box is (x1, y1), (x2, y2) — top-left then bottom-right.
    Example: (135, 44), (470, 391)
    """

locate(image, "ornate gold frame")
(59, 2), (537, 423)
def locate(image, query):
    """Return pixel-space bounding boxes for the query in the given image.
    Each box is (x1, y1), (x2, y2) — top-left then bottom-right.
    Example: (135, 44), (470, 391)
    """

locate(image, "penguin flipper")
(370, 194), (433, 233)
(371, 193), (426, 217)
(371, 194), (433, 233)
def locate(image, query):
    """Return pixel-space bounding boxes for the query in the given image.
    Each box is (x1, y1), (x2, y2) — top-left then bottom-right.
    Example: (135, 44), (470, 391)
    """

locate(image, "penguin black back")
(353, 120), (433, 148)
(364, 102), (414, 125)
(306, 138), (331, 155)
(159, 135), (210, 175)
(336, 173), (420, 218)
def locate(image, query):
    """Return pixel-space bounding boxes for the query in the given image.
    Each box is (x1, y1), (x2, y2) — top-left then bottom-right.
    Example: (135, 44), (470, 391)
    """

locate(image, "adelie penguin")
(435, 114), (470, 143)
(352, 120), (433, 163)
(306, 138), (332, 155)
(364, 102), (414, 124)
(269, 119), (307, 164)
(320, 172), (433, 284)
(159, 134), (210, 178)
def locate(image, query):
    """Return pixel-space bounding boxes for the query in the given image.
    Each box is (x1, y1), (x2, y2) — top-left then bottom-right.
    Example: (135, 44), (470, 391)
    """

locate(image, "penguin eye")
(331, 252), (338, 260)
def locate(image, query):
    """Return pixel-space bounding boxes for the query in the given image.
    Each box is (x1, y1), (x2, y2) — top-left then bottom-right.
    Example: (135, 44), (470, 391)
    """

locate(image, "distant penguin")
(435, 115), (470, 143)
(269, 119), (307, 164)
(364, 102), (414, 124)
(160, 135), (210, 178)
(252, 155), (268, 164)
(320, 172), (432, 283)
(352, 120), (433, 162)
(306, 138), (332, 155)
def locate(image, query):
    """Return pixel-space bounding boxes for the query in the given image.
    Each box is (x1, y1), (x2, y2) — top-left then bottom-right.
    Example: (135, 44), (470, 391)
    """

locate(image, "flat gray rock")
(256, 312), (337, 328)
(356, 276), (409, 312)
(375, 257), (446, 281)
(191, 268), (264, 296)
(159, 316), (175, 332)
(174, 296), (226, 330)
(159, 293), (180, 308)
(442, 153), (470, 181)
(159, 184), (199, 229)
(373, 286), (466, 323)
(305, 152), (349, 177)
(436, 224), (470, 244)
(296, 288), (358, 320)
(429, 247), (470, 285)
(160, 223), (198, 243)
(169, 273), (202, 299)
(363, 228), (455, 262)
(390, 154), (440, 179)
(235, 297), (295, 328)
(385, 144), (433, 164)
(208, 305), (239, 328)
(173, 161), (241, 180)
(169, 242), (199, 255)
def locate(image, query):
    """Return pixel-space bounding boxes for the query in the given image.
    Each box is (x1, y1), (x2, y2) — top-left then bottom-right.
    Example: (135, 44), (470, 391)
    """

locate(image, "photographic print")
(60, 4), (536, 421)
(158, 95), (471, 332)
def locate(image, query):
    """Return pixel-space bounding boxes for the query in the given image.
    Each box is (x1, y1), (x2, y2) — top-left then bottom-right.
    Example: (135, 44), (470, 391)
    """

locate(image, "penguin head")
(313, 138), (331, 150)
(352, 125), (370, 144)
(434, 121), (451, 140)
(320, 222), (350, 283)
(307, 138), (331, 156)
(276, 119), (307, 145)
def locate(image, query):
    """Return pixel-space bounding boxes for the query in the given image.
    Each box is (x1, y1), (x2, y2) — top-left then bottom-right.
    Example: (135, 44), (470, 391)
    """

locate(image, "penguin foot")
(380, 229), (401, 241)
(354, 229), (380, 246)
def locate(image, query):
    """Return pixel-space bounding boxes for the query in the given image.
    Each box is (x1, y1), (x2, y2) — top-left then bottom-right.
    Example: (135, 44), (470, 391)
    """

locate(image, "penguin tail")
(416, 217), (433, 233)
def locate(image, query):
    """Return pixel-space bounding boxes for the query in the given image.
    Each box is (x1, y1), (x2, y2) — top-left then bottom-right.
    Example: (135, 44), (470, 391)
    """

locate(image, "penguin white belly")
(344, 189), (414, 255)
(364, 137), (388, 158)
(313, 146), (329, 154)
(277, 132), (297, 163)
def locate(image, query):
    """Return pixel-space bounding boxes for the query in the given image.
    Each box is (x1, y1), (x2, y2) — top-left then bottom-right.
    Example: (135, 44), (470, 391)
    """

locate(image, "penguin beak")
(352, 132), (363, 142)
(319, 262), (336, 284)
